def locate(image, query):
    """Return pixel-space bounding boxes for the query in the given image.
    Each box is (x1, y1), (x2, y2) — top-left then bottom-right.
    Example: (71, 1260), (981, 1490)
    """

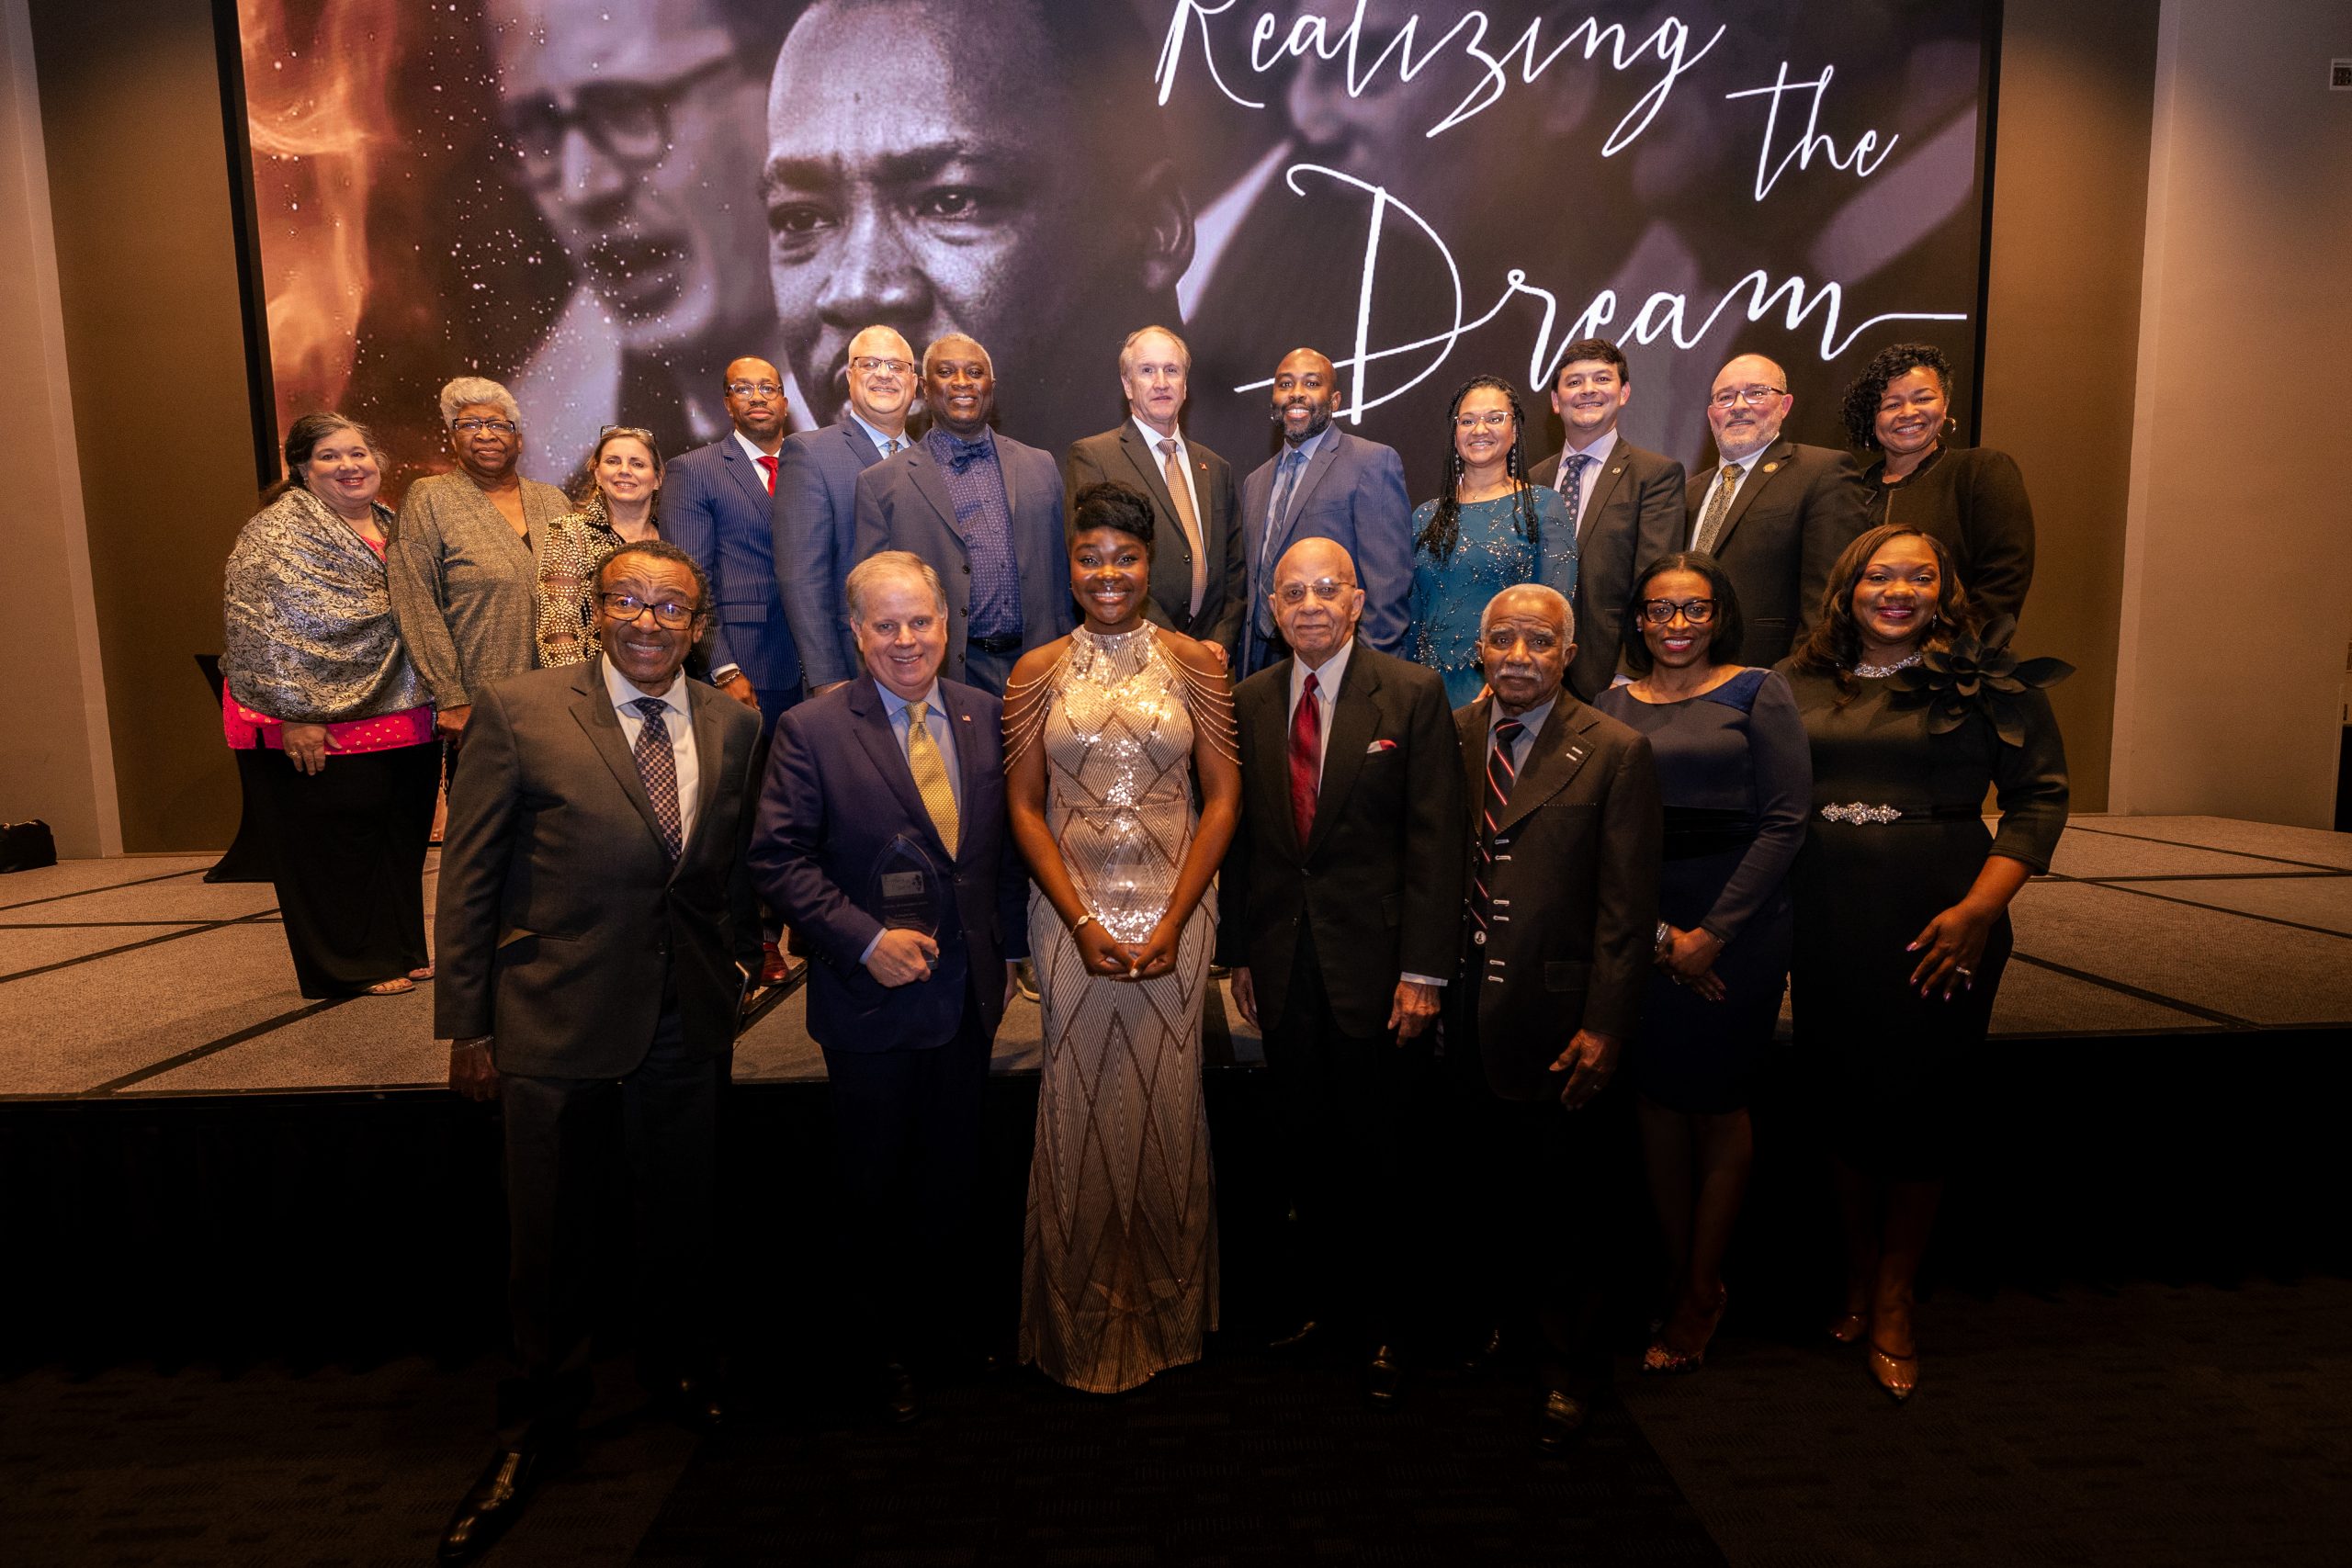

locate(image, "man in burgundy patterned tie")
(434, 539), (763, 1563)
(1440, 583), (1661, 1459)
(1219, 536), (1465, 1408)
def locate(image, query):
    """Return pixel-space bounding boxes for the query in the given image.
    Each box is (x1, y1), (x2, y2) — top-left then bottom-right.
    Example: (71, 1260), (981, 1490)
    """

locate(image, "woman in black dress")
(1595, 554), (1810, 1374)
(1779, 525), (2068, 1402)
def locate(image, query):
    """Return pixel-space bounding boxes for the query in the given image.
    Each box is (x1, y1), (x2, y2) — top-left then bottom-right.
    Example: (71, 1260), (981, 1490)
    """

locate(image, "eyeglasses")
(1453, 410), (1512, 431)
(451, 418), (517, 436)
(1275, 579), (1352, 606)
(1640, 598), (1718, 626)
(597, 592), (699, 629)
(504, 56), (732, 190)
(724, 381), (784, 400)
(1709, 385), (1786, 410)
(850, 355), (915, 377)
(1476, 627), (1562, 655)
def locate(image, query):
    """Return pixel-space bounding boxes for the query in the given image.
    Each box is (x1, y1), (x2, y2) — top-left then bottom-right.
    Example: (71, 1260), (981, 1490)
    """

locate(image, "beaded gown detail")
(1009, 625), (1224, 1393)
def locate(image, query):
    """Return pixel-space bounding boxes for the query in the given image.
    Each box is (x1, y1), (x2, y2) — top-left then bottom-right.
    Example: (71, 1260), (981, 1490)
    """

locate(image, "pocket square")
(1366, 739), (1398, 753)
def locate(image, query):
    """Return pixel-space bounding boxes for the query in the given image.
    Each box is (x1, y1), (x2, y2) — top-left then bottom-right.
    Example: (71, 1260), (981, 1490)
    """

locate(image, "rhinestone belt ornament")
(1819, 801), (1905, 825)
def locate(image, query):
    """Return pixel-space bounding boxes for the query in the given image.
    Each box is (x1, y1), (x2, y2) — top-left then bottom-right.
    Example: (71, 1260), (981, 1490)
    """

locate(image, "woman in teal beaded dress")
(1408, 376), (1577, 705)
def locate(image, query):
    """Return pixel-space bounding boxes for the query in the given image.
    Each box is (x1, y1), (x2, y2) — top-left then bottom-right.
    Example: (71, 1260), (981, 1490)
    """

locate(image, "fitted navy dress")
(1594, 668), (1811, 1113)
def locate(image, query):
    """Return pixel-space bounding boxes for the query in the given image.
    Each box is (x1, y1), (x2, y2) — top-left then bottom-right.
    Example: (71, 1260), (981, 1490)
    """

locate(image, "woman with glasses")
(1841, 344), (2036, 627)
(1781, 525), (2068, 1402)
(386, 378), (571, 757)
(222, 412), (439, 998)
(1592, 553), (1810, 1375)
(1408, 376), (1576, 705)
(537, 427), (667, 666)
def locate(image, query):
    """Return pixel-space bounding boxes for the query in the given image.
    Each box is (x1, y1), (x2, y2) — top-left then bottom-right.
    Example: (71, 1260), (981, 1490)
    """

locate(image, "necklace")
(1851, 651), (1922, 678)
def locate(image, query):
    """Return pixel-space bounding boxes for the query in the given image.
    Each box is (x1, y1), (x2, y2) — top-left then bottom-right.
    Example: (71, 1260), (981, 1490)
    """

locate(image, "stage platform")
(3, 814), (2348, 1100)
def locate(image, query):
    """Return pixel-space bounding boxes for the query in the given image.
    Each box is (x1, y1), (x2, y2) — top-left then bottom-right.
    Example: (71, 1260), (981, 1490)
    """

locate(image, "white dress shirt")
(604, 660), (702, 848)
(851, 411), (910, 459)
(1134, 414), (1204, 531)
(1690, 442), (1767, 547)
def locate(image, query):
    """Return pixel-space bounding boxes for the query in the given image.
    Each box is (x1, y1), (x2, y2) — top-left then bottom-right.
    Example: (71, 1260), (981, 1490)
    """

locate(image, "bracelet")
(1656, 921), (1672, 949)
(1070, 914), (1096, 936)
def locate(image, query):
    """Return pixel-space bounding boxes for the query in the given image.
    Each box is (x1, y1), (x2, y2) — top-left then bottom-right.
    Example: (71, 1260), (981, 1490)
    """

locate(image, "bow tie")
(942, 434), (992, 475)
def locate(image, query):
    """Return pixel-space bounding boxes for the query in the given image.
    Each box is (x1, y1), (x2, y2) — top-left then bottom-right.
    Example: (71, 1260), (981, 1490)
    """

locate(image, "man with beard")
(1685, 353), (1871, 659)
(1237, 349), (1414, 674)
(761, 0), (1193, 461)
(486, 0), (793, 479)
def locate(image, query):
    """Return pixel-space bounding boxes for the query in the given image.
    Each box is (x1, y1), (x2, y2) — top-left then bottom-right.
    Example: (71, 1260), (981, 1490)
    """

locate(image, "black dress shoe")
(1267, 1317), (1324, 1353)
(1363, 1345), (1406, 1409)
(653, 1375), (728, 1434)
(882, 1360), (919, 1425)
(1533, 1389), (1589, 1457)
(438, 1445), (559, 1564)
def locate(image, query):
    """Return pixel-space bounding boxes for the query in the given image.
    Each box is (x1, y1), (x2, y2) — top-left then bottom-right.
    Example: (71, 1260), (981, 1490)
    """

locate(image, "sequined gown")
(1008, 625), (1227, 1393)
(1408, 486), (1577, 706)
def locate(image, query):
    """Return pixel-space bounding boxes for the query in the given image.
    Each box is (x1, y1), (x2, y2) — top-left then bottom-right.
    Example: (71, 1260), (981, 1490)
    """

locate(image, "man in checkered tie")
(1439, 583), (1661, 1460)
(435, 540), (765, 1562)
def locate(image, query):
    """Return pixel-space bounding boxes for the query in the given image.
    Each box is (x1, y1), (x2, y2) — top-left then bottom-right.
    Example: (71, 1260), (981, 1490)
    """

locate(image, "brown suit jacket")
(1684, 440), (1870, 660)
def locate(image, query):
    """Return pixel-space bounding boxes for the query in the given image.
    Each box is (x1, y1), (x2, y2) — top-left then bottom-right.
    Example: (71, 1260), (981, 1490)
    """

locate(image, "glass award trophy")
(874, 833), (944, 937)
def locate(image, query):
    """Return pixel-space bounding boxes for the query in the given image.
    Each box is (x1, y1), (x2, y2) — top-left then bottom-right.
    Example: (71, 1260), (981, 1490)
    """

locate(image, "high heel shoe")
(1827, 1312), (1868, 1345)
(1641, 1288), (1726, 1374)
(1867, 1339), (1918, 1402)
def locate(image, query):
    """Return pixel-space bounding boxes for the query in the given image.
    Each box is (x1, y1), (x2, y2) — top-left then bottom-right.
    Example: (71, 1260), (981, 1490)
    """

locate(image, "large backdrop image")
(234, 0), (1994, 500)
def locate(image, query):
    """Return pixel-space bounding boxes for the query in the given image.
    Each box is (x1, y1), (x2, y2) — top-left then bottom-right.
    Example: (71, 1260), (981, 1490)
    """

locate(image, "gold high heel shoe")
(1867, 1338), (1918, 1402)
(1641, 1288), (1727, 1375)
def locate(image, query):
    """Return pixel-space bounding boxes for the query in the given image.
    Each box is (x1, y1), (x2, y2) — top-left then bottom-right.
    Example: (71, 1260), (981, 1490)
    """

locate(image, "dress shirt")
(1487, 694), (1556, 777)
(1257, 423), (1335, 639)
(851, 411), (910, 459)
(1555, 427), (1620, 523)
(1690, 443), (1766, 547)
(859, 677), (961, 964)
(603, 658), (702, 848)
(1134, 414), (1204, 528)
(732, 428), (781, 471)
(925, 426), (1022, 638)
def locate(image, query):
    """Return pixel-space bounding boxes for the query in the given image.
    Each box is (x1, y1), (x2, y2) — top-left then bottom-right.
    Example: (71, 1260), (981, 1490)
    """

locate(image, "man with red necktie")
(1219, 536), (1464, 1410)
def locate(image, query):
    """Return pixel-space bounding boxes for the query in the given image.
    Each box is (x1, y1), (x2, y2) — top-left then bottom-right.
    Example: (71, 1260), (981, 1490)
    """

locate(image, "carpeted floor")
(6, 1278), (2347, 1566)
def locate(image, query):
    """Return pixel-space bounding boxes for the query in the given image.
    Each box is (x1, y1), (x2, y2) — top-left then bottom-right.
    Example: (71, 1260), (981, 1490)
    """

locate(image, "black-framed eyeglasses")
(1640, 598), (1718, 626)
(850, 355), (915, 377)
(451, 417), (517, 436)
(597, 592), (699, 629)
(1275, 579), (1352, 605)
(504, 56), (733, 190)
(1708, 386), (1786, 410)
(723, 381), (784, 401)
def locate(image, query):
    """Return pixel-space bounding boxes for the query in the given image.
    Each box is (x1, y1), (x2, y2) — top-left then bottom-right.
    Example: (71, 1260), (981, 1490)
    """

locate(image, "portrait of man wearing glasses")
(484, 0), (798, 481)
(1684, 353), (1871, 659)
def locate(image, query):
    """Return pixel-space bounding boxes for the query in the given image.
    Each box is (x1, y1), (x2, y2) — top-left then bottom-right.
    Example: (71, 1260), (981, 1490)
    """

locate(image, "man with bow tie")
(849, 333), (1076, 694)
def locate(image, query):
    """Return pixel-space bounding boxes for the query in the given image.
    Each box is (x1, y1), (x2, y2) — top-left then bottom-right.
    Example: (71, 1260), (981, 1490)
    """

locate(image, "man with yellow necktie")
(748, 550), (1030, 1423)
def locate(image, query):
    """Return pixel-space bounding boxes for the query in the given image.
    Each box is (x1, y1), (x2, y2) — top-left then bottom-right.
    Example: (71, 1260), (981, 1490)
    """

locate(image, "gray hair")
(1479, 582), (1575, 645)
(845, 550), (948, 623)
(922, 333), (994, 378)
(1119, 324), (1192, 375)
(438, 376), (521, 427)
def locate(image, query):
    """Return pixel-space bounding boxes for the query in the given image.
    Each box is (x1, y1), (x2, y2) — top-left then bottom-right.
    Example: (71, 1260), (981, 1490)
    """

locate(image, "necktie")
(904, 700), (960, 856)
(756, 454), (777, 495)
(1474, 719), (1524, 938)
(1693, 461), (1745, 553)
(1288, 671), (1322, 848)
(1259, 447), (1307, 636)
(1557, 453), (1592, 524)
(1159, 436), (1208, 616)
(943, 434), (992, 475)
(629, 697), (683, 861)
(883, 436), (902, 457)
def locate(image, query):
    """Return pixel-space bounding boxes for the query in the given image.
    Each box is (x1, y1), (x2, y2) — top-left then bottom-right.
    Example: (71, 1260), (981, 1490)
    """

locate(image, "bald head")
(721, 355), (786, 446)
(1707, 352), (1794, 461)
(1272, 346), (1342, 446)
(922, 333), (996, 438)
(1271, 536), (1365, 665)
(843, 325), (917, 429)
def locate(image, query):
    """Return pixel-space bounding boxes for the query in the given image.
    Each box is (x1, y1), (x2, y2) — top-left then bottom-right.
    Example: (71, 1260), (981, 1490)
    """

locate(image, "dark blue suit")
(775, 418), (889, 690)
(1238, 429), (1415, 672)
(746, 673), (1027, 1360)
(662, 436), (802, 725)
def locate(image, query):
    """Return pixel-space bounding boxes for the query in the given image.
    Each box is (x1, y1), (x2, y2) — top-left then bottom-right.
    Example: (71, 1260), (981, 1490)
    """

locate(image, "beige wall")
(2109, 0), (2352, 824)
(0, 0), (117, 856)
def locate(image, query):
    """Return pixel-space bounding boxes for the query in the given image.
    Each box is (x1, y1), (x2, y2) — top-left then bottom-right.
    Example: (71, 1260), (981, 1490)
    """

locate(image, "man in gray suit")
(1685, 353), (1871, 658)
(1237, 348), (1415, 674)
(1063, 325), (1247, 667)
(1527, 338), (1689, 700)
(850, 333), (1077, 694)
(434, 539), (763, 1563)
(777, 324), (920, 694)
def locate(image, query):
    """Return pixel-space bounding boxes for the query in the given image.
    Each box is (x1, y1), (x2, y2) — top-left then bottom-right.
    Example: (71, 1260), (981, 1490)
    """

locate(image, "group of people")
(217, 324), (2068, 1566)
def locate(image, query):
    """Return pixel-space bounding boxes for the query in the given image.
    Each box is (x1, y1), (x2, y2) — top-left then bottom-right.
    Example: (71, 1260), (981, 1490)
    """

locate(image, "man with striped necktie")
(1442, 583), (1660, 1460)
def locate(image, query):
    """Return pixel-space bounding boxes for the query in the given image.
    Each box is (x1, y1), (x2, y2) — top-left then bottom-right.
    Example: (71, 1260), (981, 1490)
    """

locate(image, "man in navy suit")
(776, 325), (920, 693)
(749, 551), (1026, 1422)
(851, 334), (1076, 694)
(1237, 348), (1414, 674)
(660, 355), (802, 726)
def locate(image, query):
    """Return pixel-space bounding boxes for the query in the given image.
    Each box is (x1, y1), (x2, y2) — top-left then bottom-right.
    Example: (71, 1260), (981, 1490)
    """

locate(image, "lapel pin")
(1762, 462), (1780, 474)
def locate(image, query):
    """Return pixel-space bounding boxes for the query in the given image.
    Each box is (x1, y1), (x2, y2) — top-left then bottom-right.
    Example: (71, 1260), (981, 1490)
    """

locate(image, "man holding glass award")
(748, 551), (1029, 1423)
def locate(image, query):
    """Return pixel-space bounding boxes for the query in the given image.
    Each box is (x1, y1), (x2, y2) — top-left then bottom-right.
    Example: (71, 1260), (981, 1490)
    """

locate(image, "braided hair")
(1418, 375), (1540, 563)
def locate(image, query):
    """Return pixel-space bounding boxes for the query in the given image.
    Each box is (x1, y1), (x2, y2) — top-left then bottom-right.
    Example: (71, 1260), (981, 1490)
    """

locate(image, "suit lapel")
(1120, 424), (1183, 520)
(940, 681), (988, 868)
(1282, 433), (1346, 555)
(1457, 694), (1493, 836)
(1304, 646), (1378, 860)
(1578, 453), (1633, 558)
(848, 678), (949, 861)
(841, 420), (885, 468)
(720, 438), (770, 514)
(998, 435), (1021, 516)
(904, 447), (965, 541)
(571, 657), (672, 851)
(675, 679), (730, 875)
(1711, 439), (1794, 554)
(1497, 698), (1600, 837)
(1251, 661), (1304, 860)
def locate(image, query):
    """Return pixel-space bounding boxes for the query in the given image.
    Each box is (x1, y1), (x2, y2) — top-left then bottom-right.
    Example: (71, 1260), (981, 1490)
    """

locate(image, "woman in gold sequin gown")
(1003, 483), (1242, 1393)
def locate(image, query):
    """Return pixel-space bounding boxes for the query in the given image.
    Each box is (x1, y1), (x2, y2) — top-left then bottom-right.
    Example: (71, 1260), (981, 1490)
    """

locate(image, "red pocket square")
(1366, 739), (1398, 753)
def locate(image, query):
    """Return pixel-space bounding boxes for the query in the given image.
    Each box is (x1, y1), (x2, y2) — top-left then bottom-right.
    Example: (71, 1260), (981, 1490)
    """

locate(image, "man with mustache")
(1685, 353), (1871, 658)
(1237, 349), (1415, 675)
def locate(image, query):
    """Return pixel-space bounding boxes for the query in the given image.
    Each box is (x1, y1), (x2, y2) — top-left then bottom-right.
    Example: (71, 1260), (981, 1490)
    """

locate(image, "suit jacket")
(1237, 431), (1415, 671)
(775, 417), (889, 688)
(434, 657), (764, 1077)
(1530, 439), (1688, 699)
(661, 437), (801, 697)
(748, 676), (1028, 1054)
(1451, 693), (1662, 1101)
(1684, 440), (1870, 660)
(850, 433), (1078, 682)
(1218, 642), (1465, 1039)
(1064, 423), (1247, 663)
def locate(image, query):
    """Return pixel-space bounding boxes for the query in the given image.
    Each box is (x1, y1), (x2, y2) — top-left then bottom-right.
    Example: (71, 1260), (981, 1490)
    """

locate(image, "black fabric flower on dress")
(1891, 615), (2072, 746)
